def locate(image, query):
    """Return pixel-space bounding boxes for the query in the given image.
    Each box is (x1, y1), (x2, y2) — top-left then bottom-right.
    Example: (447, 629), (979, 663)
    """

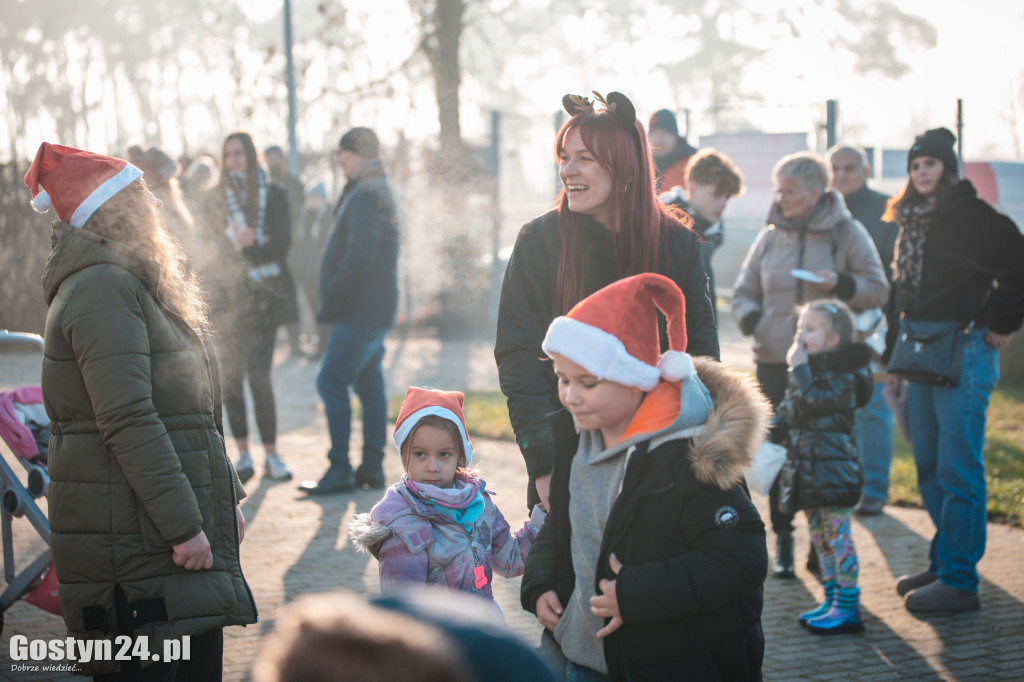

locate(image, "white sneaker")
(265, 452), (293, 481)
(235, 451), (254, 483)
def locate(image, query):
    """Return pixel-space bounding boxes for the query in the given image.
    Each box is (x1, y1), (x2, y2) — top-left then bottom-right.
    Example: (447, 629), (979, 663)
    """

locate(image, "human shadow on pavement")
(270, 488), (383, 635)
(763, 573), (938, 679)
(860, 510), (1024, 678)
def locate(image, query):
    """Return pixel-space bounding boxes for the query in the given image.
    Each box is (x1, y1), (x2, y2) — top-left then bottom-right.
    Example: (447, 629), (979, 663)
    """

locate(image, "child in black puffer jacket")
(774, 299), (873, 634)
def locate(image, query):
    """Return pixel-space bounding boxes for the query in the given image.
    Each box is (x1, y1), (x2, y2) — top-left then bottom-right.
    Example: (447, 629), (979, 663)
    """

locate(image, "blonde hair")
(797, 299), (855, 350)
(773, 151), (831, 194)
(84, 180), (209, 331)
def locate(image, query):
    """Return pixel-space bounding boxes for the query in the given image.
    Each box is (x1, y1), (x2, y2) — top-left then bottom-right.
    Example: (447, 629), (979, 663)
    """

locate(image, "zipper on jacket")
(157, 294), (259, 620)
(460, 526), (488, 591)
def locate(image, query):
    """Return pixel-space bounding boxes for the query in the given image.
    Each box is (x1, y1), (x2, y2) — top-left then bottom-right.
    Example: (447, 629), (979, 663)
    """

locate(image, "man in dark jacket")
(827, 144), (897, 517)
(300, 128), (401, 494)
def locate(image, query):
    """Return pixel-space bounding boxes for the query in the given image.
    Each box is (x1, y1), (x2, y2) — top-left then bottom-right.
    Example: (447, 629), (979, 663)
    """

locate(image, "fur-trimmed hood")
(592, 356), (771, 492)
(686, 357), (772, 490)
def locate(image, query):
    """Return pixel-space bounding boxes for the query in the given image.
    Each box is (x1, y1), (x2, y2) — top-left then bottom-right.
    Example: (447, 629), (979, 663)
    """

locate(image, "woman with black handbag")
(884, 128), (1024, 614)
(201, 131), (298, 484)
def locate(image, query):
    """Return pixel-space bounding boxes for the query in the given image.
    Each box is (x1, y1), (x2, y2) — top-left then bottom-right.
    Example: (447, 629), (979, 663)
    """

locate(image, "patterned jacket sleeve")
(489, 500), (546, 578)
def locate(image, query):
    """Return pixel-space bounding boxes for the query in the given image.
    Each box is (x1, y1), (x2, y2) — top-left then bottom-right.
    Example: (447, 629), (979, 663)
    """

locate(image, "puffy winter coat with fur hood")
(41, 224), (257, 675)
(775, 343), (874, 514)
(521, 358), (771, 682)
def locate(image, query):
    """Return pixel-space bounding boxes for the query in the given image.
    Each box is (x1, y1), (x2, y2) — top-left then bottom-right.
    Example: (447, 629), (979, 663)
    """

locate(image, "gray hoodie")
(554, 373), (715, 673)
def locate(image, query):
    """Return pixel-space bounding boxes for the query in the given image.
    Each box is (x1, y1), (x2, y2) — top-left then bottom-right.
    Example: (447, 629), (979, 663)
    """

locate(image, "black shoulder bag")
(887, 318), (973, 387)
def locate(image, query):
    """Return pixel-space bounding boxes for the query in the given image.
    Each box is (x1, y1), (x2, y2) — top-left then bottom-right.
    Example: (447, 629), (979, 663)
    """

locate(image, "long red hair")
(554, 112), (692, 313)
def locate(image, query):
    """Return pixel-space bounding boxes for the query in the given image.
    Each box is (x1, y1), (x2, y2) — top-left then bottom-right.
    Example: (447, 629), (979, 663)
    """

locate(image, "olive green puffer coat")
(41, 223), (257, 675)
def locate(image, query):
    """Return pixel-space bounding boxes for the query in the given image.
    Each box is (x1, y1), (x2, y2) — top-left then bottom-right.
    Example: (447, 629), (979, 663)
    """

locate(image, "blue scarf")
(404, 474), (485, 533)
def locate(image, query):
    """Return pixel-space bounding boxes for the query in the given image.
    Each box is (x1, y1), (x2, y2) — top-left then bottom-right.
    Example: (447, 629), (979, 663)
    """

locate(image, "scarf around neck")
(893, 195), (938, 313)
(225, 166), (268, 244)
(403, 473), (485, 532)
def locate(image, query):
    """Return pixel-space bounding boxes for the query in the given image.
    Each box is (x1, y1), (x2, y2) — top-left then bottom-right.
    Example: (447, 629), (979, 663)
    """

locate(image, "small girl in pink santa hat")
(350, 387), (545, 609)
(522, 272), (772, 681)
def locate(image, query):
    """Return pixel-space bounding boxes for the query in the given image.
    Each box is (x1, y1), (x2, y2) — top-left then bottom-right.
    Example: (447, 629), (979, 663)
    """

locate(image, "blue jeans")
(316, 323), (389, 472)
(855, 380), (894, 503)
(566, 661), (610, 682)
(906, 329), (998, 593)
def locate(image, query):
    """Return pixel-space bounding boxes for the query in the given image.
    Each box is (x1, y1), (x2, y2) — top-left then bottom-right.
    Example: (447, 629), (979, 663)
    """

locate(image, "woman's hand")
(172, 531), (213, 570)
(591, 554), (624, 638)
(237, 506), (245, 544)
(812, 269), (839, 292)
(235, 227), (257, 247)
(535, 591), (563, 631)
(986, 330), (1012, 350)
(884, 374), (905, 401)
(534, 473), (552, 513)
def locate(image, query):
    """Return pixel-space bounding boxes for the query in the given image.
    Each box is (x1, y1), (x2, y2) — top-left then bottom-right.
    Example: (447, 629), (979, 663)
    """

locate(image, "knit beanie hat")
(648, 109), (679, 137)
(394, 387), (474, 465)
(339, 127), (380, 159)
(907, 127), (959, 173)
(24, 143), (142, 228)
(542, 273), (695, 391)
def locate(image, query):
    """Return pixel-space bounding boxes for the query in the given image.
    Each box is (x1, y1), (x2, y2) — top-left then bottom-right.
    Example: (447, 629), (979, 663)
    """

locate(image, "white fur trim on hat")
(30, 189), (52, 213)
(657, 350), (695, 383)
(543, 316), (661, 390)
(69, 162), (143, 228)
(393, 405), (474, 465)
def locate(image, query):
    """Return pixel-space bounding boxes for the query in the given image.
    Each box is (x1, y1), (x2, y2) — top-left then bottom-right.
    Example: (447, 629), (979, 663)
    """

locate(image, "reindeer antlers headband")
(561, 91), (642, 151)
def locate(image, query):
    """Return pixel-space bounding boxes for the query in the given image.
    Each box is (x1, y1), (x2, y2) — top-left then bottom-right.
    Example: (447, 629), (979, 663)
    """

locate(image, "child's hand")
(591, 553), (624, 638)
(786, 339), (808, 367)
(235, 227), (257, 247)
(535, 591), (563, 631)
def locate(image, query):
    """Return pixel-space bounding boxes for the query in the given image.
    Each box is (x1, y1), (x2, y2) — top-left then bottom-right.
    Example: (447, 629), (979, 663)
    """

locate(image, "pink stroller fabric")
(0, 387), (45, 459)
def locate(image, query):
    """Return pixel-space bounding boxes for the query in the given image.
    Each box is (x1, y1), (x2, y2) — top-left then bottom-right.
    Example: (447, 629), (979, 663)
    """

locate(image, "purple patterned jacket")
(350, 474), (545, 603)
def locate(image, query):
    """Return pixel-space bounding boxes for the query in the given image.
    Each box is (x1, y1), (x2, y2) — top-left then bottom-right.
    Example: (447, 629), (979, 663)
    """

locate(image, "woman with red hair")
(494, 92), (719, 514)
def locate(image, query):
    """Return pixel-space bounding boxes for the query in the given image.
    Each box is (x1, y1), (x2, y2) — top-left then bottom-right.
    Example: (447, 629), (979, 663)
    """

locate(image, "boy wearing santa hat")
(522, 273), (770, 681)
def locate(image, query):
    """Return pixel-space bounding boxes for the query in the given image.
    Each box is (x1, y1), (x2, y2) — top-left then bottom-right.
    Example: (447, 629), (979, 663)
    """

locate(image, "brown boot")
(905, 580), (979, 613)
(896, 570), (937, 597)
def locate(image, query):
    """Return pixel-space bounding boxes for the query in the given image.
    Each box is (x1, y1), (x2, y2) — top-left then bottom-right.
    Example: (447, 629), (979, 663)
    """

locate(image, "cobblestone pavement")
(1, 327), (1022, 681)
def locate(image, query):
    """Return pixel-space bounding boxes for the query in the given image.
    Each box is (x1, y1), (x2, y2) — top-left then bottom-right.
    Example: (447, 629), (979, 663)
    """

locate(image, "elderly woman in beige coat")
(732, 151), (889, 579)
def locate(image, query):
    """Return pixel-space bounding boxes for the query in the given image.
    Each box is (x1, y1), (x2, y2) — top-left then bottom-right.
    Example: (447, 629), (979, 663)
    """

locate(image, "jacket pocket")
(137, 450), (213, 553)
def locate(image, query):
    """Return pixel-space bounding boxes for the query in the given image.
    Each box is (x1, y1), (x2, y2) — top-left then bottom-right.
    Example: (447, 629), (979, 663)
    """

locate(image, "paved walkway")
(1, 328), (1022, 681)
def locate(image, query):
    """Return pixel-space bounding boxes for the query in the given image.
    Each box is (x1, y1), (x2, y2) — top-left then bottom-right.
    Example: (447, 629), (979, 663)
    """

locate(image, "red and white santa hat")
(393, 386), (474, 465)
(542, 273), (695, 390)
(23, 142), (143, 228)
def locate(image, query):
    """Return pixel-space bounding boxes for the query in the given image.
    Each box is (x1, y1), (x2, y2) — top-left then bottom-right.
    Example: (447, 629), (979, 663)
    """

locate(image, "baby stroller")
(0, 330), (61, 634)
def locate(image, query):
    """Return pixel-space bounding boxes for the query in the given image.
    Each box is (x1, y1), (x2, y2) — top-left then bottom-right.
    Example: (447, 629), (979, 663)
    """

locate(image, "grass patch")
(387, 391), (515, 443)
(889, 385), (1024, 529)
(375, 386), (1023, 527)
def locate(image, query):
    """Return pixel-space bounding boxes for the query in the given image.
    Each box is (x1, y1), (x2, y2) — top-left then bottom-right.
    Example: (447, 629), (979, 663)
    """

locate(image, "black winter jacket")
(775, 343), (873, 514)
(521, 359), (768, 682)
(892, 179), (1024, 336)
(200, 182), (298, 327)
(318, 158), (401, 329)
(494, 210), (719, 500)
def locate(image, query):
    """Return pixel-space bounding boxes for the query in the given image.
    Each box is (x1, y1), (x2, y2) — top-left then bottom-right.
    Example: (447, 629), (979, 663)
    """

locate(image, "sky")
(5, 0), (1023, 163)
